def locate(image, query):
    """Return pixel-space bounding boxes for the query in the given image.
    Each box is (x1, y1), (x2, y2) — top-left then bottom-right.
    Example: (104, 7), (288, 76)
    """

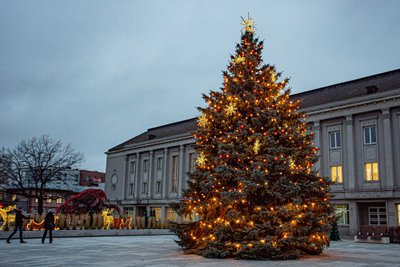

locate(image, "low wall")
(354, 235), (390, 244)
(0, 229), (173, 240)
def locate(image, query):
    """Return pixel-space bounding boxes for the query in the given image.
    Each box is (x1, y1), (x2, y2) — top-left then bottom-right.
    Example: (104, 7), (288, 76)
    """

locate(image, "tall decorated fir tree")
(172, 16), (333, 259)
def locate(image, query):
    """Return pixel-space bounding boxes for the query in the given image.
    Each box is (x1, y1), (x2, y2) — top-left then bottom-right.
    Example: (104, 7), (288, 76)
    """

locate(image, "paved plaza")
(0, 235), (399, 267)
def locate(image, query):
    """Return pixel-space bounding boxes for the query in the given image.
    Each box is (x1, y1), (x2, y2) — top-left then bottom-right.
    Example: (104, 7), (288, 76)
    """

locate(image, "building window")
(56, 198), (62, 204)
(167, 208), (178, 222)
(397, 204), (400, 225)
(333, 204), (349, 225)
(156, 181), (162, 194)
(365, 162), (379, 181)
(124, 207), (134, 219)
(369, 207), (386, 226)
(46, 198), (52, 204)
(151, 207), (161, 219)
(157, 158), (163, 171)
(130, 162), (136, 174)
(329, 131), (341, 149)
(129, 183), (134, 195)
(142, 182), (148, 194)
(171, 155), (178, 193)
(35, 198), (38, 203)
(143, 160), (149, 172)
(364, 126), (376, 144)
(330, 165), (343, 183)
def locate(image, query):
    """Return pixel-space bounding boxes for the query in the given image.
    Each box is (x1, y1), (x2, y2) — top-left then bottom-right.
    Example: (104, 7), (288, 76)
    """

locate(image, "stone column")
(133, 206), (138, 222)
(346, 115), (356, 191)
(135, 153), (141, 197)
(161, 206), (167, 222)
(349, 201), (358, 236)
(178, 145), (185, 197)
(148, 150), (154, 198)
(122, 155), (128, 200)
(162, 148), (169, 198)
(312, 121), (321, 174)
(382, 108), (394, 189)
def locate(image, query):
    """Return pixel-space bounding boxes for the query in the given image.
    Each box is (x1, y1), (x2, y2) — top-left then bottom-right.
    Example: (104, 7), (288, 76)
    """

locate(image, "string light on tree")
(289, 158), (296, 169)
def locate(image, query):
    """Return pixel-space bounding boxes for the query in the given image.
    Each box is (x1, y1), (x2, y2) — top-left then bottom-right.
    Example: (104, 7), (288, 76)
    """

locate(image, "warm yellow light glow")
(102, 208), (114, 230)
(233, 55), (245, 64)
(289, 158), (296, 170)
(253, 138), (261, 154)
(240, 15), (256, 33)
(0, 205), (16, 231)
(198, 113), (208, 127)
(196, 153), (206, 167)
(224, 102), (237, 116)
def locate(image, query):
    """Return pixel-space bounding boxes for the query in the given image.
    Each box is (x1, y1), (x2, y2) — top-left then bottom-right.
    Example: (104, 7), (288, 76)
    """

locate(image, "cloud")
(1, 0), (399, 171)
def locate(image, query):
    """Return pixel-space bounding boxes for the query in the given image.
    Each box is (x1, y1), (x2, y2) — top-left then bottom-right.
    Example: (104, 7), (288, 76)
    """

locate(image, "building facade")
(2, 168), (103, 214)
(79, 170), (105, 187)
(105, 69), (400, 235)
(5, 188), (75, 214)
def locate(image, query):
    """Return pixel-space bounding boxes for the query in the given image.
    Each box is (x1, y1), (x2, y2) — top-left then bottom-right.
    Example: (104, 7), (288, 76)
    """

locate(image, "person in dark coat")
(6, 207), (30, 243)
(42, 209), (55, 244)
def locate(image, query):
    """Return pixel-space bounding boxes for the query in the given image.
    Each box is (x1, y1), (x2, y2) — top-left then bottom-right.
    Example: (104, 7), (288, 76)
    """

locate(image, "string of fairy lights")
(173, 15), (332, 258)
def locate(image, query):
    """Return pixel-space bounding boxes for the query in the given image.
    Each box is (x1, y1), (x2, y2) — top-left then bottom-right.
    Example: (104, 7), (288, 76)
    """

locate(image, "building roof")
(6, 182), (89, 193)
(290, 68), (400, 109)
(109, 118), (197, 152)
(108, 69), (400, 152)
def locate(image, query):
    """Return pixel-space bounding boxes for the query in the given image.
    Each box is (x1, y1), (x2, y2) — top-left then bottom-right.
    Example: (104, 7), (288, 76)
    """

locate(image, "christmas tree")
(171, 16), (333, 259)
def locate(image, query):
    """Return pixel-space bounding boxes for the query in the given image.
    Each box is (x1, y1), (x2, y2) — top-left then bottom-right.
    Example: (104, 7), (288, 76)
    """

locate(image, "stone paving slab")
(0, 229), (172, 239)
(0, 235), (399, 267)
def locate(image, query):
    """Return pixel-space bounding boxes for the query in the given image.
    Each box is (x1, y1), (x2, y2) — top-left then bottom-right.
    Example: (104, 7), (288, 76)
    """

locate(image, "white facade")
(304, 89), (400, 235)
(106, 69), (400, 235)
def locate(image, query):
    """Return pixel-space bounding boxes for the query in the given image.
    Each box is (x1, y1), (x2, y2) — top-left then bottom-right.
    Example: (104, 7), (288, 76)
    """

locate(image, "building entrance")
(357, 202), (387, 227)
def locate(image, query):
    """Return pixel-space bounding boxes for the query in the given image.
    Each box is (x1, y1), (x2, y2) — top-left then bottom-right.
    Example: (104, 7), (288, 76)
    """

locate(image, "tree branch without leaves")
(0, 135), (84, 214)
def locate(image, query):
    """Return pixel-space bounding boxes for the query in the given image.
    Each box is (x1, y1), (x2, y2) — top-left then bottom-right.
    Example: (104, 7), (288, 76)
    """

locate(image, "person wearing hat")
(42, 209), (55, 244)
(6, 207), (30, 244)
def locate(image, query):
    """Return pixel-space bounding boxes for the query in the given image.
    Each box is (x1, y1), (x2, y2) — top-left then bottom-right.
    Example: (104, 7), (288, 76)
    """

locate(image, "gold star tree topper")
(224, 102), (237, 116)
(241, 15), (256, 33)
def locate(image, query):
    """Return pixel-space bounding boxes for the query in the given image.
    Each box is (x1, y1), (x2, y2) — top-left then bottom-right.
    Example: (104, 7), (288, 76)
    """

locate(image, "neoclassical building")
(105, 69), (400, 236)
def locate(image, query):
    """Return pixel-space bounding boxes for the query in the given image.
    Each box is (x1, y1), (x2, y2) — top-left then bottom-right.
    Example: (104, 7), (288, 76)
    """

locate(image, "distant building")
(5, 187), (80, 214)
(105, 69), (400, 236)
(79, 170), (105, 187)
(2, 168), (104, 214)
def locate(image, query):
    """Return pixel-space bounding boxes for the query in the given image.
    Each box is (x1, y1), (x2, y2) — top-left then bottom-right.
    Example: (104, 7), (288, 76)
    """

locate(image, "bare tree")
(0, 136), (84, 214)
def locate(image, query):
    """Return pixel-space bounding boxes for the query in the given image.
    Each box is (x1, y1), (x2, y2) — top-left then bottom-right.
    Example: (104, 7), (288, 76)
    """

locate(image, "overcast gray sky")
(1, 0), (399, 172)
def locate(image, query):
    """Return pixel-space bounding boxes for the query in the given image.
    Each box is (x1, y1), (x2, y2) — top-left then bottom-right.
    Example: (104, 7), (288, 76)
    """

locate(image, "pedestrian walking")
(42, 209), (55, 243)
(6, 207), (30, 243)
